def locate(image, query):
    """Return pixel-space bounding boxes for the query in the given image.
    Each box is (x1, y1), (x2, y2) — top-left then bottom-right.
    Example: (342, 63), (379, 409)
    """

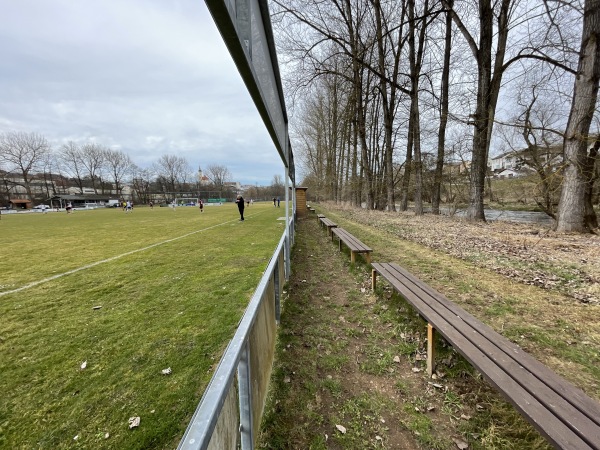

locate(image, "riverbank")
(323, 201), (600, 305)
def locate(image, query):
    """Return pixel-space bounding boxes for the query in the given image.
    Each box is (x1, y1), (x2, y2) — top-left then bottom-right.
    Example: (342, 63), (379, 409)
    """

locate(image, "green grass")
(319, 205), (600, 400)
(0, 203), (285, 449)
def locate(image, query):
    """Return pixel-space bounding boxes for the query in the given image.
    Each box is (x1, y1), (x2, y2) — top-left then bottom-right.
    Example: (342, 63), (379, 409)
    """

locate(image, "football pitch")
(0, 202), (288, 449)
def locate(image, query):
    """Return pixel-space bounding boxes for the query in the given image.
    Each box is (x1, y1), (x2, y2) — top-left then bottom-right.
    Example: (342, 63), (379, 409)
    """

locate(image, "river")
(440, 208), (555, 226)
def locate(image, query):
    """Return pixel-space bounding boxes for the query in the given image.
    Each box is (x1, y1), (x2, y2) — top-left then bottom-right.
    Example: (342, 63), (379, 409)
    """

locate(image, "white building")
(197, 167), (211, 186)
(489, 147), (562, 173)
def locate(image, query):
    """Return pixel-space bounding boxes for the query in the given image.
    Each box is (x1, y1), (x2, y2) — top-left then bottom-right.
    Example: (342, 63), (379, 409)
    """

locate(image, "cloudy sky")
(0, 0), (285, 186)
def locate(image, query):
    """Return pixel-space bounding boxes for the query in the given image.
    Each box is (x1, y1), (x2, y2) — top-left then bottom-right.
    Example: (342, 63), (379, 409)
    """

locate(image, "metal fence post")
(237, 341), (254, 449)
(274, 260), (281, 324)
(284, 234), (290, 281)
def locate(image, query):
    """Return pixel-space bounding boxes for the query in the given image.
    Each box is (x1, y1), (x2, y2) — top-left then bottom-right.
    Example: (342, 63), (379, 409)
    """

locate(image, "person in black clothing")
(235, 195), (245, 221)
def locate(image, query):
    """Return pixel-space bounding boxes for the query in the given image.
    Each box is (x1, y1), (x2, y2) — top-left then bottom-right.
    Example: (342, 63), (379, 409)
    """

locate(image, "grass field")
(0, 202), (288, 449)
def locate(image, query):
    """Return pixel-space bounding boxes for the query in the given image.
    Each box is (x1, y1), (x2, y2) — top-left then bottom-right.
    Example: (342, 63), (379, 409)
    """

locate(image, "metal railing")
(177, 219), (292, 450)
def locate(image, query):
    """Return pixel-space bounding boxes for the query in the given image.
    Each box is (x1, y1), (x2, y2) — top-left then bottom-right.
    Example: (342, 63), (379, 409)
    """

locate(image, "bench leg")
(350, 251), (356, 263)
(364, 252), (371, 264)
(371, 269), (377, 290)
(427, 323), (436, 377)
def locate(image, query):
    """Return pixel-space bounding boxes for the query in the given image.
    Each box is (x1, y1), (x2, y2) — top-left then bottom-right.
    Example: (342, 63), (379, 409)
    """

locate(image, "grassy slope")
(260, 207), (599, 449)
(0, 203), (285, 449)
(320, 206), (600, 399)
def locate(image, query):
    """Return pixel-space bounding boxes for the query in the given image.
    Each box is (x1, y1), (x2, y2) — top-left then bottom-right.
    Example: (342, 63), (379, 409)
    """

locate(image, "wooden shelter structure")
(8, 198), (32, 210)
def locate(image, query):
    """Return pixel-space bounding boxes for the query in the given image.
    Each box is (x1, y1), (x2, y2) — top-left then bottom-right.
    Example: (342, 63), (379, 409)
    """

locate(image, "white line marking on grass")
(1, 213), (265, 297)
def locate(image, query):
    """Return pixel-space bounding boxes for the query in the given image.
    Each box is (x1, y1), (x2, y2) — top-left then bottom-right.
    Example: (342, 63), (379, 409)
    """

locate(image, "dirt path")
(259, 217), (551, 449)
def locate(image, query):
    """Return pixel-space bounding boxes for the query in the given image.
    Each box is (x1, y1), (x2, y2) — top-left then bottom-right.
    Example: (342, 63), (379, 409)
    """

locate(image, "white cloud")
(0, 0), (284, 185)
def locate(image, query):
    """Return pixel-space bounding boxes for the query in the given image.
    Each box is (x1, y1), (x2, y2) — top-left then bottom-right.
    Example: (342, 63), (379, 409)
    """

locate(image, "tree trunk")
(432, 7), (452, 215)
(374, 0), (394, 211)
(412, 99), (424, 215)
(556, 0), (600, 232)
(466, 0), (494, 221)
(445, 0), (510, 221)
(399, 120), (414, 211)
(584, 140), (599, 228)
(408, 0), (425, 216)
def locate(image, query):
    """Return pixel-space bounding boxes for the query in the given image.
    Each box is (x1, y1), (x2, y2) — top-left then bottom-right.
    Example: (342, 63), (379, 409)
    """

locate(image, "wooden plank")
(391, 278), (600, 447)
(332, 228), (372, 253)
(384, 263), (600, 430)
(321, 219), (337, 236)
(371, 267), (593, 449)
(331, 228), (373, 264)
(320, 218), (337, 228)
(378, 264), (600, 417)
(371, 263), (600, 450)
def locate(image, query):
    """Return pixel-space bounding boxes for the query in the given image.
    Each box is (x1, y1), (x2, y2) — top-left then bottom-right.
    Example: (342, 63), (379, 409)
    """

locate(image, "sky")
(0, 0), (286, 186)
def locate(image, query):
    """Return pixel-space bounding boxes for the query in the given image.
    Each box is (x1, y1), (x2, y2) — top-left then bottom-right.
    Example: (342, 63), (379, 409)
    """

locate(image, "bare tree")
(441, 0), (514, 220)
(273, 0), (382, 209)
(556, 0), (600, 232)
(104, 149), (133, 197)
(432, 3), (453, 215)
(406, 0), (433, 215)
(131, 165), (154, 204)
(79, 143), (106, 194)
(293, 74), (355, 203)
(206, 164), (232, 191)
(370, 0), (409, 211)
(0, 131), (51, 200)
(40, 151), (65, 198)
(154, 155), (191, 196)
(59, 141), (86, 193)
(503, 84), (565, 218)
(270, 173), (285, 197)
(442, 0), (585, 221)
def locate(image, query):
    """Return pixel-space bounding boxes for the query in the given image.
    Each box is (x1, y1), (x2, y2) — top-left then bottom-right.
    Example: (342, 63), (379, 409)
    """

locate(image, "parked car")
(33, 204), (50, 210)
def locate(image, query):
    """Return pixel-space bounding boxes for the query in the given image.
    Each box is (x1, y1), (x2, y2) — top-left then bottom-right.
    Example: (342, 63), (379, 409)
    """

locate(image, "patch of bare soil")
(327, 203), (600, 305)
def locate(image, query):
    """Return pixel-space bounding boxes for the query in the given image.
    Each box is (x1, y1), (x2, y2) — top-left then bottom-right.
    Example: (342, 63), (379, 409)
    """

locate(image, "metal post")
(237, 341), (253, 449)
(291, 184), (296, 246)
(284, 165), (291, 279)
(274, 260), (281, 324)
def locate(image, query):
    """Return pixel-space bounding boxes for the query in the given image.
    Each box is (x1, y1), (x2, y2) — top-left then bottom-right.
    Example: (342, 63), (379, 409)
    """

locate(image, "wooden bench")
(331, 227), (372, 263)
(319, 217), (337, 236)
(317, 213), (325, 219)
(371, 262), (600, 450)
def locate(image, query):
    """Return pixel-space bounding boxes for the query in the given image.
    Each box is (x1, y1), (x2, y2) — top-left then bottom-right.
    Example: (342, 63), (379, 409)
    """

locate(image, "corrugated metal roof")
(50, 194), (118, 201)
